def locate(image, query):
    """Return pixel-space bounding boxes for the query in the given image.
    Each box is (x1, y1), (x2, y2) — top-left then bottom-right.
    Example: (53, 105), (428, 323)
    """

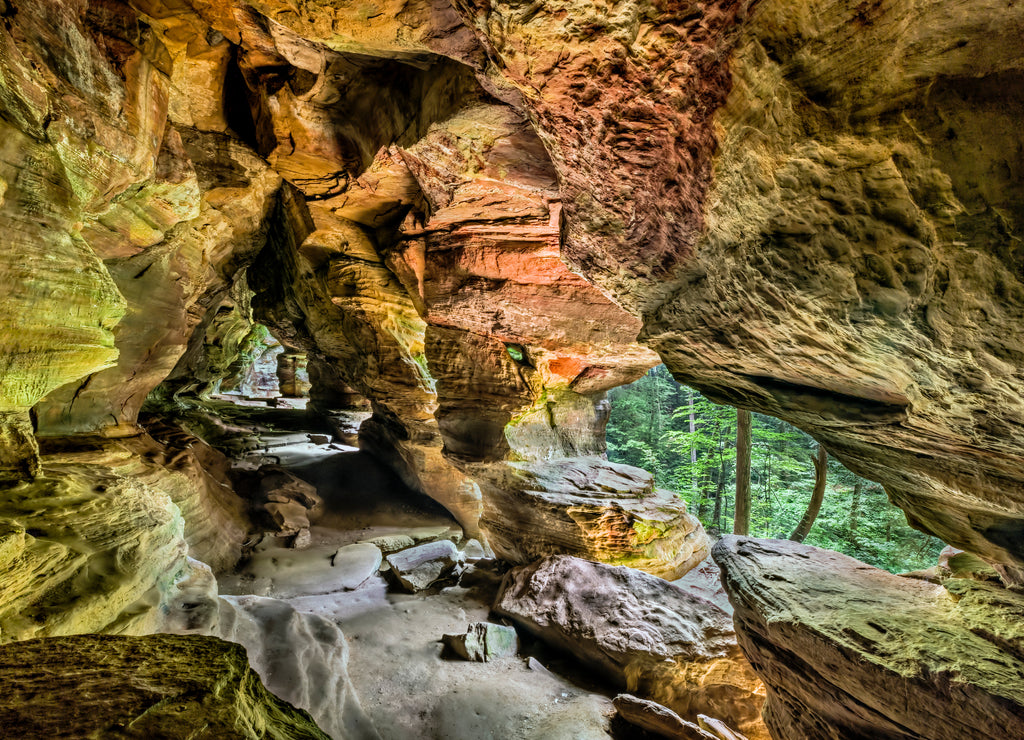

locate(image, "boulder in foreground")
(0, 633), (329, 739)
(494, 555), (767, 739)
(713, 536), (1024, 740)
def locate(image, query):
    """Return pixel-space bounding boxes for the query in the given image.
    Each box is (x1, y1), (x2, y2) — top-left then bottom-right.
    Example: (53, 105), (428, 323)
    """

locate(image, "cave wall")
(446, 0), (1024, 582)
(0, 0), (1021, 653)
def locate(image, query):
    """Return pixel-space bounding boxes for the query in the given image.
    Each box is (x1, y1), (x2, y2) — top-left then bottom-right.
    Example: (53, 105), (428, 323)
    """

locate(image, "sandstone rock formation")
(0, 0), (1022, 736)
(216, 595), (380, 740)
(160, 558), (378, 739)
(0, 633), (330, 739)
(474, 457), (709, 579)
(494, 555), (767, 740)
(713, 536), (1024, 739)
(0, 460), (189, 642)
(448, 0), (1024, 583)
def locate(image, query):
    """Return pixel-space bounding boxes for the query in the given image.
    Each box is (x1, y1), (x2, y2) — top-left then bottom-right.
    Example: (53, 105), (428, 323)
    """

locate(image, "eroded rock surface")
(0, 461), (189, 642)
(443, 0), (1024, 581)
(713, 536), (1024, 740)
(495, 555), (767, 739)
(613, 694), (719, 740)
(475, 457), (709, 579)
(0, 633), (330, 739)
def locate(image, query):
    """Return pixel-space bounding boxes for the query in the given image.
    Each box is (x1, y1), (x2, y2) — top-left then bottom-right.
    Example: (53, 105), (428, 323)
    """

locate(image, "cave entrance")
(605, 365), (946, 574)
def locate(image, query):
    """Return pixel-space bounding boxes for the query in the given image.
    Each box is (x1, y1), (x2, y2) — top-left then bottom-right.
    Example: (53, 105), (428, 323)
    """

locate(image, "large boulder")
(713, 536), (1024, 739)
(385, 539), (461, 592)
(0, 633), (330, 738)
(494, 555), (766, 739)
(476, 457), (709, 579)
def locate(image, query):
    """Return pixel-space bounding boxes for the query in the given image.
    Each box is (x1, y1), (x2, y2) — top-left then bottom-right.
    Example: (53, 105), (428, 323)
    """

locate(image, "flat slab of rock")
(494, 555), (767, 739)
(614, 694), (718, 739)
(443, 622), (519, 662)
(244, 541), (382, 598)
(712, 536), (1024, 740)
(475, 456), (709, 579)
(385, 539), (460, 592)
(0, 634), (330, 738)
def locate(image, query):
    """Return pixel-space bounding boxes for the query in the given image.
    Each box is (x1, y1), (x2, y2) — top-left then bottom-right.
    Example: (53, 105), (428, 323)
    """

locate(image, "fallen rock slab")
(494, 555), (766, 739)
(614, 694), (717, 739)
(0, 634), (330, 739)
(385, 539), (460, 592)
(443, 622), (519, 662)
(242, 541), (382, 598)
(359, 534), (416, 554)
(712, 536), (1024, 740)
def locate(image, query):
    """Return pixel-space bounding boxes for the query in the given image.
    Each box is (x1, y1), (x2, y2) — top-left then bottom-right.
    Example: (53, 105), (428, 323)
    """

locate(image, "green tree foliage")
(606, 366), (945, 573)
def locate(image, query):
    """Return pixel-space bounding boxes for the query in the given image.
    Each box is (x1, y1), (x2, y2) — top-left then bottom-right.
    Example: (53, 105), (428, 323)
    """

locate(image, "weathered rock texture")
(0, 633), (330, 739)
(445, 0), (1024, 582)
(160, 558), (378, 739)
(41, 430), (249, 572)
(475, 457), (709, 578)
(495, 555), (767, 740)
(0, 460), (189, 642)
(613, 694), (720, 740)
(713, 536), (1024, 740)
(0, 5), (1023, 737)
(216, 595), (380, 740)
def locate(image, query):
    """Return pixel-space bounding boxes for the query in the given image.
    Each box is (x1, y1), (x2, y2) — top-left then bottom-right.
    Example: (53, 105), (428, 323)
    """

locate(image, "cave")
(0, 1), (1022, 738)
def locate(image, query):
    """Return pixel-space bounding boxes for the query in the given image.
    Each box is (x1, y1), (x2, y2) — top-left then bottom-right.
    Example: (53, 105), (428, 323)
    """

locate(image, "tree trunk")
(712, 443), (726, 534)
(790, 444), (828, 543)
(734, 409), (751, 535)
(849, 480), (862, 546)
(688, 388), (698, 501)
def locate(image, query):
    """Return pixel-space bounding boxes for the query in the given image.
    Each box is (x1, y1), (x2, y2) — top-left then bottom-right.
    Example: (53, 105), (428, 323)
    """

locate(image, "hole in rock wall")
(606, 366), (946, 573)
(213, 323), (312, 407)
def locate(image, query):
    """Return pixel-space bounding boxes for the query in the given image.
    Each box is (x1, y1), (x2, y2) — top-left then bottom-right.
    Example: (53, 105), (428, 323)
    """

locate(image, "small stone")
(307, 434), (331, 445)
(443, 622), (518, 662)
(288, 528), (312, 549)
(385, 539), (459, 592)
(263, 501), (309, 534)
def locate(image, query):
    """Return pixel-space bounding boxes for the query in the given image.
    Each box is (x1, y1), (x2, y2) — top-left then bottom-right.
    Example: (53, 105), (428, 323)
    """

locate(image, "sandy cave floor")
(214, 433), (648, 740)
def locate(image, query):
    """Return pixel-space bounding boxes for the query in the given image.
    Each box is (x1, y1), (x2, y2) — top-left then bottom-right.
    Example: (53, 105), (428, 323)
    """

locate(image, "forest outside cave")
(606, 366), (945, 574)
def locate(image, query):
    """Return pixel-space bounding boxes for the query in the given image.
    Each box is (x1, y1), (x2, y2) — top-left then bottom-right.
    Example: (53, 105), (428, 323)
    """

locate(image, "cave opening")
(606, 365), (946, 574)
(1, 0), (1023, 738)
